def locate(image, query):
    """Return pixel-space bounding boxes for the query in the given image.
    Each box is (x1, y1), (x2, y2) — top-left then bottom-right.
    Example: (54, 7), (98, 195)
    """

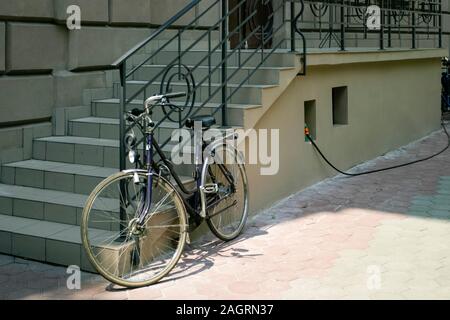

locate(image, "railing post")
(387, 0), (392, 47)
(221, 0), (228, 126)
(411, 0), (416, 49)
(438, 0), (442, 48)
(340, 0), (345, 51)
(178, 30), (182, 80)
(119, 62), (127, 172)
(119, 61), (127, 236)
(290, 0), (296, 52)
(208, 30), (212, 96)
(380, 0), (385, 50)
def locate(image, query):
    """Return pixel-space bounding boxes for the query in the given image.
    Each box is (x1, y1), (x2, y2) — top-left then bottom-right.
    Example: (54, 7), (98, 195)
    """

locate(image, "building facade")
(0, 1), (448, 268)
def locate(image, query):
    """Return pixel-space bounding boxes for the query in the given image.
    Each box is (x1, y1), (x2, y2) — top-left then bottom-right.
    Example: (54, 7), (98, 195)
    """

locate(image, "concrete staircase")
(0, 46), (300, 271)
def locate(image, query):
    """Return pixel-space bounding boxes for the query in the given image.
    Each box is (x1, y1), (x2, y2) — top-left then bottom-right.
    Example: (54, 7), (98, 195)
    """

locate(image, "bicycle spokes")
(81, 172), (187, 287)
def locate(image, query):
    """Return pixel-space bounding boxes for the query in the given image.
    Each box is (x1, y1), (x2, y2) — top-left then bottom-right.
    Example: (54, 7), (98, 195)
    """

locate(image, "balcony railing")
(294, 0), (444, 50)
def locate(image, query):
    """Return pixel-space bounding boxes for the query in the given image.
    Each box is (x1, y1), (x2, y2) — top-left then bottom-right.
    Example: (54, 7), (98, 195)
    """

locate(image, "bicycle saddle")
(185, 115), (216, 129)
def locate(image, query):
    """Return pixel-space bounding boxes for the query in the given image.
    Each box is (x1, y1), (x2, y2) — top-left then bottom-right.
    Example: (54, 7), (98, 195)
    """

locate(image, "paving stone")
(0, 255), (14, 266)
(410, 199), (434, 207)
(2, 125), (450, 299)
(428, 210), (450, 218)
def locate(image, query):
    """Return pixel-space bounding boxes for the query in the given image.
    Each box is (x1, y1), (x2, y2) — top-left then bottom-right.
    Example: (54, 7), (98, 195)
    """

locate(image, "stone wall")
(0, 0), (448, 126)
(0, 0), (220, 127)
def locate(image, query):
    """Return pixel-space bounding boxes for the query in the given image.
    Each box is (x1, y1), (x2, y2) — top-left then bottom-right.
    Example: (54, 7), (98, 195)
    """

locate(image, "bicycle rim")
(81, 171), (187, 288)
(206, 146), (249, 241)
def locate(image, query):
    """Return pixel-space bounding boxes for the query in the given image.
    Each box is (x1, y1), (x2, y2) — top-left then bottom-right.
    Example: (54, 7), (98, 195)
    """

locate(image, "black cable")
(305, 118), (450, 177)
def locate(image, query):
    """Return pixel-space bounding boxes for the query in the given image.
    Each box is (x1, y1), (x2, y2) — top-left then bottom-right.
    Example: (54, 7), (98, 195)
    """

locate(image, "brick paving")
(0, 124), (449, 300)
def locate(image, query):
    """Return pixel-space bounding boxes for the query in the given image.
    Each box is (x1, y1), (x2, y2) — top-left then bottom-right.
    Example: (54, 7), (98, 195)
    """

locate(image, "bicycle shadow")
(170, 230), (267, 280)
(105, 222), (270, 292)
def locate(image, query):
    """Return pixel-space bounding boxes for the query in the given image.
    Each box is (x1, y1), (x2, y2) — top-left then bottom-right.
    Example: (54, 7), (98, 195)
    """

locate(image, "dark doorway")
(228, 0), (274, 49)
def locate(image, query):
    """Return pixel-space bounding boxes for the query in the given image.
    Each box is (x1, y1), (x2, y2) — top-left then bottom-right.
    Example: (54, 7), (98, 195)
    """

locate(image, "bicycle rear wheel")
(205, 145), (249, 241)
(81, 171), (187, 288)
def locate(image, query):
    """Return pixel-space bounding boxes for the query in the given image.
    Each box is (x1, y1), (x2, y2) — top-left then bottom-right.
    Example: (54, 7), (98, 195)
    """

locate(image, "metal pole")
(178, 30), (182, 80)
(291, 0), (296, 52)
(387, 0), (392, 47)
(411, 0), (416, 49)
(119, 62), (126, 172)
(208, 30), (212, 96)
(221, 0), (228, 126)
(119, 62), (127, 236)
(438, 0), (442, 48)
(380, 0), (385, 50)
(340, 0), (345, 51)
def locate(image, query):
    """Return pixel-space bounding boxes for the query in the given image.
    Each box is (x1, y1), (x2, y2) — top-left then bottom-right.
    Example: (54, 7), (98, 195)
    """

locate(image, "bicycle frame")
(125, 93), (239, 228)
(132, 119), (239, 226)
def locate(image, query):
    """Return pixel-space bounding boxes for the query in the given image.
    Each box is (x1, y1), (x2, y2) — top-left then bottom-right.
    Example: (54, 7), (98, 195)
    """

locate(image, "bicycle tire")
(81, 171), (188, 288)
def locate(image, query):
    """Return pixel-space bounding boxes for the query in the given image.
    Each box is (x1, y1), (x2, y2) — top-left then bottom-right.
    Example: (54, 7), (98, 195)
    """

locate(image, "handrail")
(293, 0), (306, 75)
(115, 0), (308, 172)
(111, 0), (201, 68)
(125, 0), (220, 79)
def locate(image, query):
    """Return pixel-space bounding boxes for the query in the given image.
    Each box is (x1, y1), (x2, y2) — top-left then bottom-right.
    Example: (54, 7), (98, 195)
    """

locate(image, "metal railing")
(112, 0), (307, 171)
(298, 0), (443, 50)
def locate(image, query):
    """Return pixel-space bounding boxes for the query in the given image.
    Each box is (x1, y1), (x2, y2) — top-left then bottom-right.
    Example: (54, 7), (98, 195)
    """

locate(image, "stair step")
(0, 184), (92, 225)
(0, 208), (181, 272)
(33, 136), (118, 166)
(69, 117), (178, 140)
(133, 64), (294, 85)
(69, 117), (242, 141)
(0, 214), (91, 270)
(114, 80), (275, 105)
(1, 159), (117, 194)
(149, 50), (297, 68)
(92, 99), (260, 126)
(0, 169), (194, 226)
(32, 136), (195, 173)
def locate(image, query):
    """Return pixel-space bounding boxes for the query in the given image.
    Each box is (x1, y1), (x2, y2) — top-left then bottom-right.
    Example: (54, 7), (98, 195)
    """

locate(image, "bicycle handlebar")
(164, 92), (187, 99)
(143, 92), (186, 111)
(127, 92), (187, 125)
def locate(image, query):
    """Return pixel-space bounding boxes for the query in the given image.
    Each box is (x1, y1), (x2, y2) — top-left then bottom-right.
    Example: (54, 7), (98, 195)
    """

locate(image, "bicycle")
(81, 92), (249, 288)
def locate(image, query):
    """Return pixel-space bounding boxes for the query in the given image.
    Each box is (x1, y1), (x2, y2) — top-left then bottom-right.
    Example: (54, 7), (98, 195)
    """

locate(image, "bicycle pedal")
(201, 183), (219, 194)
(186, 233), (191, 245)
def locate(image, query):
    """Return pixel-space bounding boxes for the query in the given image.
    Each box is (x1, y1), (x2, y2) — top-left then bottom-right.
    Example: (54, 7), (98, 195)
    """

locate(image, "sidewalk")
(1, 124), (450, 300)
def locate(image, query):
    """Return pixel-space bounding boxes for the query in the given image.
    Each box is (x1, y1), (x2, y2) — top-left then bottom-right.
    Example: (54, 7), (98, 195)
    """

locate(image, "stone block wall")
(0, 0), (221, 128)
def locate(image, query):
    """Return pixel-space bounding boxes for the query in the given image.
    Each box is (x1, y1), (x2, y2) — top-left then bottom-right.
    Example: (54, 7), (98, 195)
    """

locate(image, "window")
(332, 86), (348, 125)
(304, 100), (316, 141)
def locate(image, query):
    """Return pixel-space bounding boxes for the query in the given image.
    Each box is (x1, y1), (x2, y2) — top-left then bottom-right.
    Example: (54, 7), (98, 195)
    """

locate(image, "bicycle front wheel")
(81, 171), (187, 288)
(205, 144), (249, 241)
